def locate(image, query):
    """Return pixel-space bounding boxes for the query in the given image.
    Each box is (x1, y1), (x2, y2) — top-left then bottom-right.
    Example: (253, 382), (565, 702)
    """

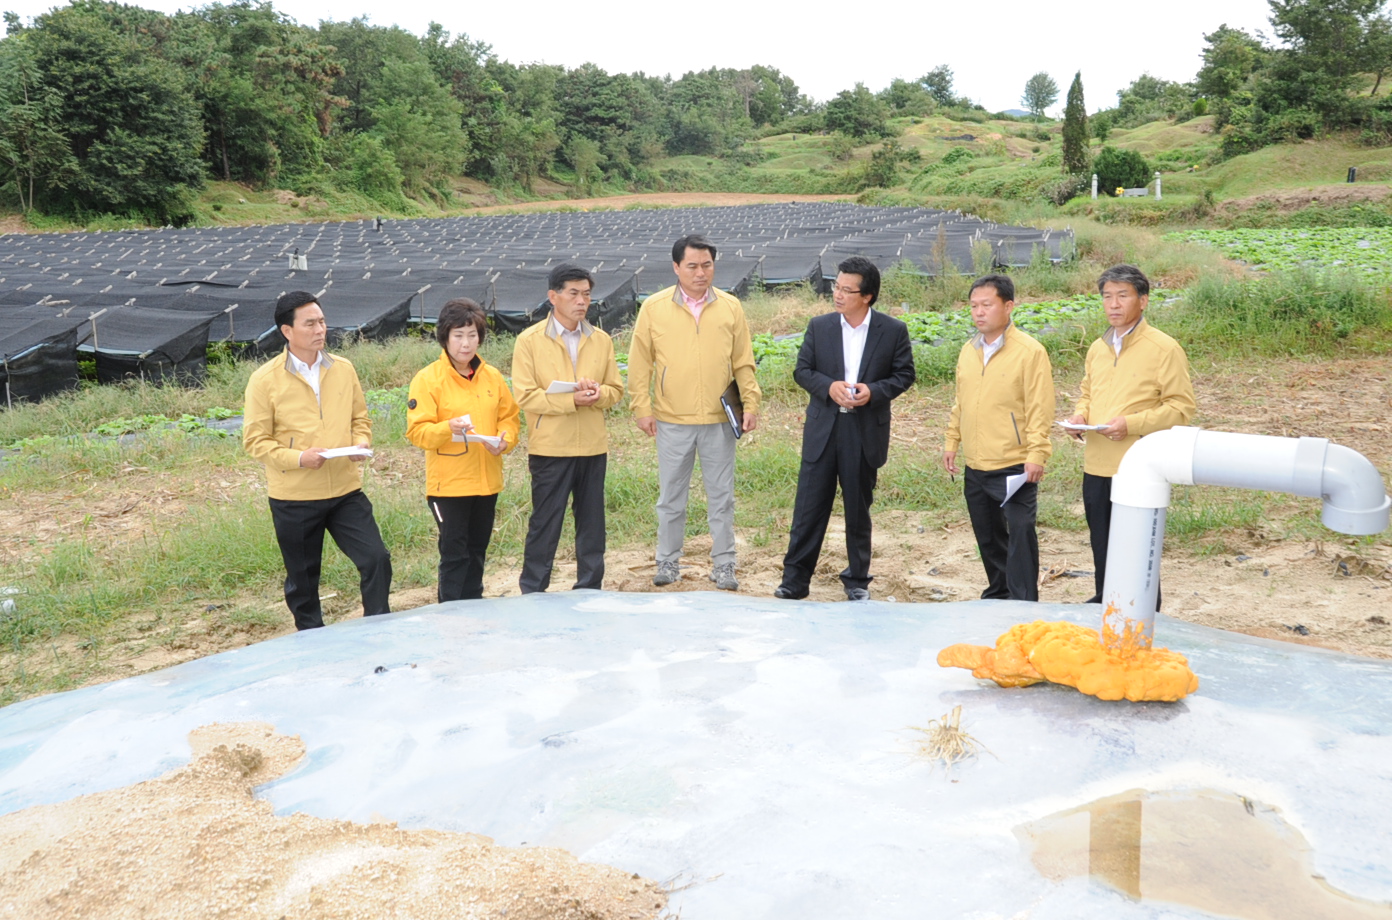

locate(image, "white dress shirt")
(981, 332), (1005, 367)
(288, 350), (325, 403)
(1107, 319), (1142, 356)
(551, 315), (582, 369)
(840, 310), (872, 387)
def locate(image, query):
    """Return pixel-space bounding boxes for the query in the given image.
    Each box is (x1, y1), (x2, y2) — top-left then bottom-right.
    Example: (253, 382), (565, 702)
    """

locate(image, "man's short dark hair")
(436, 298), (488, 348)
(970, 273), (1015, 303)
(1097, 264), (1150, 298)
(275, 291), (319, 329)
(836, 256), (880, 307)
(548, 263), (594, 292)
(672, 234), (717, 264)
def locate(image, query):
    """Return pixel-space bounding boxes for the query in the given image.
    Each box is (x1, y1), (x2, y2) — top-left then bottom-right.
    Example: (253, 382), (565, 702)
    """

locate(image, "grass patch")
(1173, 270), (1392, 357)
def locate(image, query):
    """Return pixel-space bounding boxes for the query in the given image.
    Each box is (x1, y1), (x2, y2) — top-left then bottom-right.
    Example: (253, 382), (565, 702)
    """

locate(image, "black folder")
(720, 380), (743, 439)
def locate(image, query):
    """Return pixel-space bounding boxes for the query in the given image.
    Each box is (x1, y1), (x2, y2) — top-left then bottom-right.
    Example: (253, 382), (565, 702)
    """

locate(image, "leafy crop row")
(751, 295), (1101, 362)
(1166, 228), (1392, 276)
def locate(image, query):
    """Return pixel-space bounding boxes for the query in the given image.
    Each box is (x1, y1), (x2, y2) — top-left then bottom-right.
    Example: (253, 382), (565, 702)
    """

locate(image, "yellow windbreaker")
(945, 325), (1055, 471)
(511, 317), (624, 457)
(406, 353), (520, 497)
(243, 350), (371, 501)
(1073, 319), (1196, 477)
(627, 285), (761, 424)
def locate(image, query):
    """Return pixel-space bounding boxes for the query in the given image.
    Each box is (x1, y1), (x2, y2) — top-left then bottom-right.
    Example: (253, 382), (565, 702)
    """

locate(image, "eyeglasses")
(832, 286), (863, 296)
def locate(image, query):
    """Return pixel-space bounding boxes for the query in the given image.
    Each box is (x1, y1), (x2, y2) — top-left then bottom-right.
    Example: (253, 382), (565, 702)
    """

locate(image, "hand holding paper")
(319, 446), (374, 460)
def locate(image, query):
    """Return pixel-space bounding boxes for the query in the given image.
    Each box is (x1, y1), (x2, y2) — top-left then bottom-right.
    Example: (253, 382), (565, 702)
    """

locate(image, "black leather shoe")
(773, 586), (805, 599)
(846, 587), (871, 601)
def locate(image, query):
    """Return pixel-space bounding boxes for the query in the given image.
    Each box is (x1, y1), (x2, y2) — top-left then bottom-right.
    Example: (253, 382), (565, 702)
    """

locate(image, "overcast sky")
(5, 0), (1277, 114)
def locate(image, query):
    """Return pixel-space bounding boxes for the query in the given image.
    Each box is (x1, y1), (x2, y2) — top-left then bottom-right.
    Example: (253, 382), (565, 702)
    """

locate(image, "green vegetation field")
(1167, 228), (1392, 275)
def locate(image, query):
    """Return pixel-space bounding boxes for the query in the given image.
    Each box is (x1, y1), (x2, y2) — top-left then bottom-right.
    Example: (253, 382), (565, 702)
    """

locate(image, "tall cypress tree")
(1062, 71), (1089, 175)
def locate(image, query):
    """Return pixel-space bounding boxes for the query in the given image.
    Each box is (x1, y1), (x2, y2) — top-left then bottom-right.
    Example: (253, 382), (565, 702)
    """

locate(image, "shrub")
(1092, 146), (1151, 194)
(1039, 174), (1090, 205)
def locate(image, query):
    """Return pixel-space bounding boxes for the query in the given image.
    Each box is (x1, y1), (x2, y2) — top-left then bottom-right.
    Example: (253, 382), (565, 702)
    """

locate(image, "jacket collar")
(544, 313), (595, 340)
(280, 348), (334, 372)
(968, 322), (1015, 351)
(438, 350), (483, 378)
(1102, 317), (1148, 352)
(666, 285), (722, 309)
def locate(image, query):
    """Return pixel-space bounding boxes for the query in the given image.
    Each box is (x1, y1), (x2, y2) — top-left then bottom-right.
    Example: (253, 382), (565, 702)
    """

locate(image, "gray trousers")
(655, 420), (737, 566)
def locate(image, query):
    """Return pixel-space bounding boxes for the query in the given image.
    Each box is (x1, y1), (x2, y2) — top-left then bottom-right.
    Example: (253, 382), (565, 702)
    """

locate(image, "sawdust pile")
(0, 722), (666, 920)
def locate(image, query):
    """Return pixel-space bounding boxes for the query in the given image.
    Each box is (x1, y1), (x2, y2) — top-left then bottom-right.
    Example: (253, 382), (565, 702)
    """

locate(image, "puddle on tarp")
(1017, 787), (1389, 919)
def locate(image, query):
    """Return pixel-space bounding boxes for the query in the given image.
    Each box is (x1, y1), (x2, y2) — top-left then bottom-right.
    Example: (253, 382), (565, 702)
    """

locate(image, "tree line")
(0, 0), (821, 222)
(1081, 0), (1392, 157)
(1, 0), (1388, 223)
(0, 1), (1010, 222)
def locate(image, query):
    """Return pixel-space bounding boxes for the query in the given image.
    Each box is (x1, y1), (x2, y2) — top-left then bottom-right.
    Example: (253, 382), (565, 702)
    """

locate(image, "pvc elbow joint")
(1322, 443), (1392, 535)
(1109, 426), (1199, 509)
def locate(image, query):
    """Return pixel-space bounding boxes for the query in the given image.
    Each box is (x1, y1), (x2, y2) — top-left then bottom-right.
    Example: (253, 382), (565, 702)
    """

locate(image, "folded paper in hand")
(1000, 472), (1028, 507)
(447, 413), (503, 446)
(1055, 420), (1108, 432)
(546, 380), (578, 394)
(320, 446), (373, 459)
(452, 432), (504, 448)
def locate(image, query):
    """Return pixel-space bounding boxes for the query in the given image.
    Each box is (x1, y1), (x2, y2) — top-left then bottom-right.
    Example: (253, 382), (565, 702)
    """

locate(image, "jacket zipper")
(1010, 412), (1022, 445)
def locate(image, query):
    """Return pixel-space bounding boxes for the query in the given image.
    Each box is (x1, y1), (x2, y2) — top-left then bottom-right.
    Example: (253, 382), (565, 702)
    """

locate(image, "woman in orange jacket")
(406, 299), (521, 601)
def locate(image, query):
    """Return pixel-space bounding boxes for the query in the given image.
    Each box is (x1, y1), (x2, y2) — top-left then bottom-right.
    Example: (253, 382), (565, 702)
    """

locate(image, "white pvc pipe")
(1102, 427), (1390, 647)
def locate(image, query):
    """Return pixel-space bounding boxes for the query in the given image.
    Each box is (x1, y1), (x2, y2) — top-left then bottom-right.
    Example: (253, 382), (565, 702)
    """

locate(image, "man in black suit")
(775, 256), (916, 601)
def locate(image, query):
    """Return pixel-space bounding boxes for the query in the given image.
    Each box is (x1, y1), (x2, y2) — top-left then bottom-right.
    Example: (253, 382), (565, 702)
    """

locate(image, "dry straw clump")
(911, 704), (987, 769)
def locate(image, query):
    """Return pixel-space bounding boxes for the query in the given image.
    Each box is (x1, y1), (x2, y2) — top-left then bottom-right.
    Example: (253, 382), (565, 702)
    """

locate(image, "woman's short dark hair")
(436, 298), (488, 348)
(1097, 264), (1150, 298)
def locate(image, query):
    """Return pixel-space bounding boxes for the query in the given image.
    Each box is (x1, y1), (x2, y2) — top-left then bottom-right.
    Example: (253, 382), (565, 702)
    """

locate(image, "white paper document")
(545, 380), (579, 394)
(446, 413), (504, 447)
(1000, 472), (1029, 507)
(1055, 420), (1108, 431)
(451, 432), (504, 448)
(320, 446), (373, 459)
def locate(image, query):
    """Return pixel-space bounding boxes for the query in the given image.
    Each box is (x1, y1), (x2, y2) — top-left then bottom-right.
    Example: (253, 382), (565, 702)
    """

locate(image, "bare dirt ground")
(1217, 183), (1392, 216)
(0, 722), (667, 920)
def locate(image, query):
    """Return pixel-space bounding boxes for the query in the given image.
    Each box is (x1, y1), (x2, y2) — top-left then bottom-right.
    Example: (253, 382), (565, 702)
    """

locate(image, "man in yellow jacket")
(944, 275), (1055, 601)
(512, 265), (625, 594)
(1066, 264), (1196, 604)
(243, 291), (392, 630)
(628, 234), (761, 591)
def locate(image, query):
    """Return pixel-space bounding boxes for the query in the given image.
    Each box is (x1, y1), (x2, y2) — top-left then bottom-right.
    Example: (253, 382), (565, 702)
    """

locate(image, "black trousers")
(429, 494), (498, 602)
(1082, 472), (1162, 610)
(780, 412), (878, 594)
(964, 465), (1039, 601)
(268, 490), (392, 631)
(520, 453), (607, 594)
